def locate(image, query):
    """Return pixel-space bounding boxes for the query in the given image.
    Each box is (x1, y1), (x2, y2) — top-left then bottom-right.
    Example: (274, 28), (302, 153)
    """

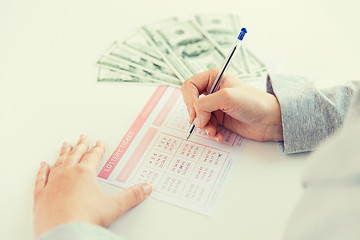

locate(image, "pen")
(186, 27), (247, 141)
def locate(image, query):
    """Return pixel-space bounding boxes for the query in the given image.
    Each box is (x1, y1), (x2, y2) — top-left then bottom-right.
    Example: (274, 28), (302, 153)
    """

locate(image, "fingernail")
(205, 129), (209, 135)
(193, 118), (201, 127)
(188, 107), (195, 117)
(215, 137), (220, 142)
(40, 161), (46, 166)
(62, 142), (69, 148)
(142, 183), (152, 196)
(80, 134), (87, 140)
(187, 107), (192, 116)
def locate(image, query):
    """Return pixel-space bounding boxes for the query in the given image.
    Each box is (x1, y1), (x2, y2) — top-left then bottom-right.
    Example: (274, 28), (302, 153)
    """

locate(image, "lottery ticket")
(97, 86), (246, 216)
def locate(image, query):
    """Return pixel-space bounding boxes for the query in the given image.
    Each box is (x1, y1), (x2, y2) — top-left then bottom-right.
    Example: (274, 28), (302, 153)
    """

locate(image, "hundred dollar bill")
(122, 31), (168, 68)
(97, 56), (182, 86)
(142, 19), (244, 82)
(195, 14), (267, 77)
(104, 41), (176, 78)
(140, 17), (191, 82)
(194, 13), (250, 74)
(97, 67), (160, 85)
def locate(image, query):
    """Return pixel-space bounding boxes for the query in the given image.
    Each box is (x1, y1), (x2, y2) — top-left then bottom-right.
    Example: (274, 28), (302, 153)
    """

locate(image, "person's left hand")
(33, 135), (152, 238)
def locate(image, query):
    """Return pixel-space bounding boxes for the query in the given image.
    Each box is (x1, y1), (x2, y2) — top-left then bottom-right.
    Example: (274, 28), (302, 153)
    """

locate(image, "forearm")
(37, 222), (125, 240)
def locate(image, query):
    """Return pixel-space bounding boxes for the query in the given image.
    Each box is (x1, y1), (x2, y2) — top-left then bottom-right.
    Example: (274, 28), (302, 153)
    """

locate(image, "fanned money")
(96, 14), (268, 86)
(97, 67), (160, 85)
(194, 14), (267, 78)
(194, 14), (251, 74)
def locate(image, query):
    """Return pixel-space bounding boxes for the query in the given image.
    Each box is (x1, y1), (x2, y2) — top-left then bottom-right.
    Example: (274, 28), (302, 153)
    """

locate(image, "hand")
(33, 135), (152, 238)
(181, 68), (283, 142)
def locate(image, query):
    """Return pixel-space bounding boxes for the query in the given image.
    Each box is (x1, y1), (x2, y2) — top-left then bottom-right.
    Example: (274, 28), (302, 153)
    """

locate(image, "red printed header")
(98, 85), (168, 179)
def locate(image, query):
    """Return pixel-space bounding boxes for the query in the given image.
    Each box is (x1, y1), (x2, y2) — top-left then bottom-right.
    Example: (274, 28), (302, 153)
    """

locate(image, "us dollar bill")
(142, 19), (244, 82)
(194, 13), (250, 74)
(195, 14), (267, 77)
(104, 41), (176, 78)
(140, 17), (191, 82)
(97, 56), (182, 86)
(122, 31), (168, 68)
(97, 67), (160, 84)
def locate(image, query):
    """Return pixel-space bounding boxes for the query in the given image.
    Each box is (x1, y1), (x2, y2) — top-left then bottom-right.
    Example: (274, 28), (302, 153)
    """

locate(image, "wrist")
(263, 94), (284, 141)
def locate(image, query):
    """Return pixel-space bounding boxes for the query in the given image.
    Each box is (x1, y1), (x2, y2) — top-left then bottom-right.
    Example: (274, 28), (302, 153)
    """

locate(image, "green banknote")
(104, 42), (177, 79)
(140, 17), (190, 82)
(97, 67), (160, 84)
(122, 31), (168, 67)
(195, 13), (267, 77)
(97, 56), (181, 86)
(96, 14), (269, 86)
(142, 19), (244, 82)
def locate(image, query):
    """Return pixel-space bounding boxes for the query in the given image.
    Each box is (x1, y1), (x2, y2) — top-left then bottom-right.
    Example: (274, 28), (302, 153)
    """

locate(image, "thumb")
(112, 183), (152, 217)
(193, 89), (231, 128)
(181, 67), (220, 123)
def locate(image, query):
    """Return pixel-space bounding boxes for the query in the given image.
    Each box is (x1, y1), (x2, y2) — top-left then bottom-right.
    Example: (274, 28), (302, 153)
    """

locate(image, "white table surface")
(1, 0), (359, 239)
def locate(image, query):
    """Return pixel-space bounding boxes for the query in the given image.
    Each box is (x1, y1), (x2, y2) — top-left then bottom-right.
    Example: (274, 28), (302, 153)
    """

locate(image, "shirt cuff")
(37, 222), (126, 240)
(266, 74), (322, 154)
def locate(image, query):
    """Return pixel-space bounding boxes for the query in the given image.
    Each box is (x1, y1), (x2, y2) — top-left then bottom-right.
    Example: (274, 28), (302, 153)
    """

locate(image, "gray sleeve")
(37, 222), (126, 240)
(283, 88), (360, 240)
(266, 74), (360, 154)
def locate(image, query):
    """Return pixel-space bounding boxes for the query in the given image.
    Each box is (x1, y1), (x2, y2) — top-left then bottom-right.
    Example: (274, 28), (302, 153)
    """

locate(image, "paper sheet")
(98, 86), (246, 216)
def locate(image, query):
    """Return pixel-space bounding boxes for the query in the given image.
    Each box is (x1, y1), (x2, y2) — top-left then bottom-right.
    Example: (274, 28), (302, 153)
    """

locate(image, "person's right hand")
(181, 67), (283, 142)
(33, 135), (152, 238)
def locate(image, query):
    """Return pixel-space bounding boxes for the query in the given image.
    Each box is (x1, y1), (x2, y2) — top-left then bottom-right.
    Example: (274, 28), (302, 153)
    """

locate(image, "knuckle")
(36, 176), (46, 184)
(219, 88), (232, 102)
(181, 80), (188, 90)
(86, 147), (96, 156)
(59, 152), (67, 157)
(75, 164), (90, 174)
(53, 160), (64, 169)
(220, 88), (231, 97)
(34, 181), (44, 193)
(74, 144), (86, 153)
(194, 98), (202, 111)
(210, 66), (220, 74)
(94, 144), (106, 154)
(209, 67), (220, 78)
(114, 200), (126, 216)
(195, 98), (208, 113)
(86, 146), (104, 159)
(181, 80), (193, 94)
(36, 168), (44, 177)
(130, 187), (143, 203)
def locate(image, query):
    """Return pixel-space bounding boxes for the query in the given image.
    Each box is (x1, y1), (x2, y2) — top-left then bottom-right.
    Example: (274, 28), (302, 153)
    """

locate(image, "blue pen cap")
(238, 28), (247, 41)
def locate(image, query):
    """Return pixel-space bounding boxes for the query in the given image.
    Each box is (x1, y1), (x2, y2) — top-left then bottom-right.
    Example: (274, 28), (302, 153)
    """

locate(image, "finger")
(203, 119), (224, 143)
(113, 183), (152, 216)
(193, 88), (231, 128)
(34, 162), (50, 201)
(79, 140), (105, 170)
(203, 115), (219, 138)
(214, 130), (224, 143)
(53, 142), (73, 168)
(65, 135), (90, 167)
(181, 67), (220, 121)
(59, 142), (72, 157)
